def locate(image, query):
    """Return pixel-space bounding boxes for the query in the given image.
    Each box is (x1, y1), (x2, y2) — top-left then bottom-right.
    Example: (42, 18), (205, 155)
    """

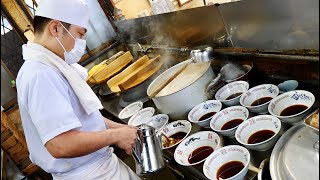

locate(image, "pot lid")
(270, 123), (319, 180)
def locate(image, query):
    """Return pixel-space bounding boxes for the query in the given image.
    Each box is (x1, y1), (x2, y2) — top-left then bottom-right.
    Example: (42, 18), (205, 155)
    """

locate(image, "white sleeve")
(28, 70), (82, 145)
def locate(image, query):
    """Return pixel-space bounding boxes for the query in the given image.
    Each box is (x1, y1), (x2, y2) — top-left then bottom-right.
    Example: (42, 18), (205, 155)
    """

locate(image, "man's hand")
(114, 126), (137, 155)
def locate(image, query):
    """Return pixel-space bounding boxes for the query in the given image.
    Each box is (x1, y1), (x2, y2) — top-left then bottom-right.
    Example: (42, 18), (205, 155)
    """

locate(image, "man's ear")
(47, 20), (62, 37)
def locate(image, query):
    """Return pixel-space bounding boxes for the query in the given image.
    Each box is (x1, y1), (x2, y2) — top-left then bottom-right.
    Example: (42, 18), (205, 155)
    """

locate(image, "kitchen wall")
(115, 0), (319, 51)
(1, 31), (24, 78)
(114, 0), (153, 19)
(115, 4), (230, 47)
(113, 0), (236, 19)
(85, 0), (116, 50)
(219, 0), (319, 50)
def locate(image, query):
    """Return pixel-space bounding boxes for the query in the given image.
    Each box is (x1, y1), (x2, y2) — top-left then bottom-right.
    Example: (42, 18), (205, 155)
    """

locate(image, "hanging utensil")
(190, 47), (215, 62)
(206, 62), (253, 99)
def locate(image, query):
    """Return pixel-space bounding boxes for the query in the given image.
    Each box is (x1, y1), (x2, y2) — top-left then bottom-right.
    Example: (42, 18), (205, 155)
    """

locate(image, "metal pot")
(147, 61), (215, 120)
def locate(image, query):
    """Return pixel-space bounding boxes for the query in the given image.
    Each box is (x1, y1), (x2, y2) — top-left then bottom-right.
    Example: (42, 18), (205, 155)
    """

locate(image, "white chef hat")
(35, 0), (89, 30)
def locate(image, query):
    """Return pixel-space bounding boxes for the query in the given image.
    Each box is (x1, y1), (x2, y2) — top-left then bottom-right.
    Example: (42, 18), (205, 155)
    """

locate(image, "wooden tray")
(118, 55), (162, 91)
(92, 51), (133, 84)
(87, 63), (107, 84)
(87, 51), (125, 84)
(107, 55), (151, 93)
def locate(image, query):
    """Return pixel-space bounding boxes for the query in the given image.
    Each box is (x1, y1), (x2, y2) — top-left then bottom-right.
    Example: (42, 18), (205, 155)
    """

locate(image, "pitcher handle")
(132, 134), (142, 164)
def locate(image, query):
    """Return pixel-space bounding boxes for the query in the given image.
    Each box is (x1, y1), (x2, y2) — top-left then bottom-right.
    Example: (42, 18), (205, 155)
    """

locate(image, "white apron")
(52, 153), (141, 180)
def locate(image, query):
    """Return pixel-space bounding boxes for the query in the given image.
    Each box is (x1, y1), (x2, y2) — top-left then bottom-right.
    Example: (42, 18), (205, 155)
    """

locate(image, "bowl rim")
(128, 107), (155, 126)
(146, 114), (169, 131)
(174, 131), (221, 166)
(118, 101), (143, 119)
(235, 115), (282, 146)
(267, 90), (315, 118)
(203, 145), (251, 180)
(240, 84), (279, 109)
(215, 81), (249, 102)
(210, 106), (249, 133)
(188, 100), (222, 123)
(159, 120), (192, 149)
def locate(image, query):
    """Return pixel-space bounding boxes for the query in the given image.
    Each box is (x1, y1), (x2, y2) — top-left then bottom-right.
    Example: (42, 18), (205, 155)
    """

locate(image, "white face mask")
(55, 23), (86, 64)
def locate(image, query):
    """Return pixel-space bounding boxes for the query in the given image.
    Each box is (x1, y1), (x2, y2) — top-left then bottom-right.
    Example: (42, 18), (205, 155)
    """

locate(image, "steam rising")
(116, 15), (188, 69)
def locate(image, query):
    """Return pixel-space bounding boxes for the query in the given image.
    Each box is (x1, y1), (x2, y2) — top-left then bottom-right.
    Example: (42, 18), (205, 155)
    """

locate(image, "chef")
(16, 0), (140, 179)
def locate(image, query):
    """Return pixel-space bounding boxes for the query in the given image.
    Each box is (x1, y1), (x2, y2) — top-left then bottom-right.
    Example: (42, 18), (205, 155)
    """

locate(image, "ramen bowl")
(158, 120), (192, 149)
(188, 100), (222, 128)
(215, 81), (249, 107)
(128, 107), (155, 126)
(240, 84), (279, 114)
(144, 114), (169, 132)
(203, 145), (250, 180)
(118, 101), (143, 120)
(210, 106), (249, 138)
(268, 90), (315, 124)
(235, 115), (281, 151)
(174, 131), (222, 166)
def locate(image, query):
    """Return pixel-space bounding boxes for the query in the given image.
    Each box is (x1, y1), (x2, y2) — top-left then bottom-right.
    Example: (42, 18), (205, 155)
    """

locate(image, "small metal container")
(132, 124), (165, 175)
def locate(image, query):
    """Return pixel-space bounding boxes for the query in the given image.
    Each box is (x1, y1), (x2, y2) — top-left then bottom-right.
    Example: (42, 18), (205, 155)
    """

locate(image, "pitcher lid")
(137, 124), (156, 137)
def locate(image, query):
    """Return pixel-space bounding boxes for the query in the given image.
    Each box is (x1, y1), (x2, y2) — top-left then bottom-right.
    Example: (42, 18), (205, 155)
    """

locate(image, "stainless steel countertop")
(96, 71), (319, 180)
(99, 95), (263, 180)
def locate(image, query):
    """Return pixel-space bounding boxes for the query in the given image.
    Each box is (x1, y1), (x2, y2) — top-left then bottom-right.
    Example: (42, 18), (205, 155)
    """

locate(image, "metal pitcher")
(132, 124), (165, 175)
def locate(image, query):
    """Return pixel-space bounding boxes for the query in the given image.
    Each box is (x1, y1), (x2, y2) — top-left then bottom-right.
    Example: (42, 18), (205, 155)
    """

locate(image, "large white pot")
(147, 61), (215, 120)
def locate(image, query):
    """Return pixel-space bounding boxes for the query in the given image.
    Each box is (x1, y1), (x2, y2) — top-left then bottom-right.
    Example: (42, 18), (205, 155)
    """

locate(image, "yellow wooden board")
(118, 55), (162, 91)
(87, 63), (107, 83)
(107, 55), (150, 93)
(92, 51), (133, 84)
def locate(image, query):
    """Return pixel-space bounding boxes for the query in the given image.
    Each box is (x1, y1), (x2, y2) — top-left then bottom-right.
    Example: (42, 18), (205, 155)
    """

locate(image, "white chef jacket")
(16, 60), (140, 179)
